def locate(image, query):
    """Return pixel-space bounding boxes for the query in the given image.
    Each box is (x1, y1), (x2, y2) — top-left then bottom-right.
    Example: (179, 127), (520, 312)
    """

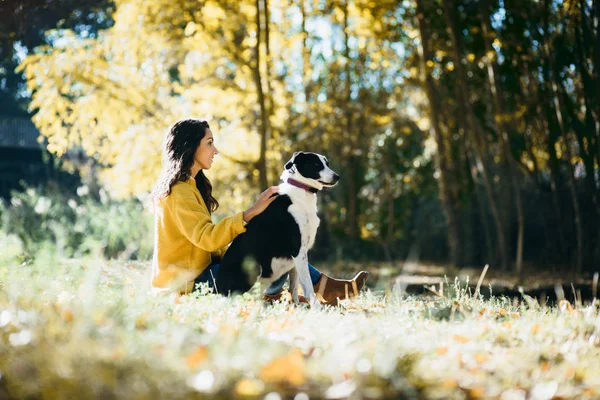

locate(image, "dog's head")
(280, 151), (340, 191)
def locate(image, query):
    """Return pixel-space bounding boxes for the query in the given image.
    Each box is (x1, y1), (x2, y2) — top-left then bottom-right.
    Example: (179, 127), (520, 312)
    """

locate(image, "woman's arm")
(242, 186), (280, 223)
(170, 184), (280, 252)
(170, 186), (246, 252)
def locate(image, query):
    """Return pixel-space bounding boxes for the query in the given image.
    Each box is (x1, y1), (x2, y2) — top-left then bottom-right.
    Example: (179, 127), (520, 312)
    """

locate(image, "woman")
(150, 118), (368, 304)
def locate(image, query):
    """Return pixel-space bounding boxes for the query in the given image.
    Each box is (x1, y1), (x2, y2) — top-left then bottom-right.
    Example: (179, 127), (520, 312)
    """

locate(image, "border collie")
(215, 151), (339, 305)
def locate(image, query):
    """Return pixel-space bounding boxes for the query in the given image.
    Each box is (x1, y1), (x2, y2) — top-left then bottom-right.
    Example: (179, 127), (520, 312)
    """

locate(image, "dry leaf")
(436, 346), (449, 355)
(540, 361), (550, 372)
(453, 334), (470, 343)
(531, 324), (540, 334)
(186, 346), (208, 369)
(135, 313), (149, 329)
(474, 353), (488, 363)
(259, 348), (306, 386)
(441, 379), (457, 388)
(469, 386), (485, 398)
(62, 309), (74, 323)
(235, 378), (264, 396)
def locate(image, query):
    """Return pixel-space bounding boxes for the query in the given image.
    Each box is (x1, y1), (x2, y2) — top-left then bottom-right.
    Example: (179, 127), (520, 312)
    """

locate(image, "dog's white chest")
(288, 201), (320, 250)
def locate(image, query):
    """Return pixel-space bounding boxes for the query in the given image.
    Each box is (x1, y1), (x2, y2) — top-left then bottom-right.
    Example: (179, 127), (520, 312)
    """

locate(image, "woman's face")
(194, 129), (219, 170)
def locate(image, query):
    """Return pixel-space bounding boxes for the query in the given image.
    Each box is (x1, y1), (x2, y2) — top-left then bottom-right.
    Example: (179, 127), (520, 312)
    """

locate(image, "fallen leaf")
(436, 346), (449, 355)
(235, 378), (264, 396)
(453, 335), (470, 343)
(62, 309), (73, 323)
(469, 386), (485, 398)
(186, 346), (208, 369)
(540, 361), (550, 372)
(441, 379), (457, 389)
(259, 348), (306, 386)
(474, 353), (488, 363)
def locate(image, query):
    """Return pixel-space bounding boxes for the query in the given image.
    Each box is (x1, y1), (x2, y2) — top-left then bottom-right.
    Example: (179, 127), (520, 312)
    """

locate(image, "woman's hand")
(243, 186), (279, 223)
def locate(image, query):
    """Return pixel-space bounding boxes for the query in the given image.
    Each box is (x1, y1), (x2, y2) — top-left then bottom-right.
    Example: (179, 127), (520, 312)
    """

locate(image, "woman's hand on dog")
(243, 186), (279, 223)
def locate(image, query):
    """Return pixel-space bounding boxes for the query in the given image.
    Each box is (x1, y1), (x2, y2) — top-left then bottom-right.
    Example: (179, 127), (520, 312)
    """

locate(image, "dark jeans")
(193, 262), (322, 294)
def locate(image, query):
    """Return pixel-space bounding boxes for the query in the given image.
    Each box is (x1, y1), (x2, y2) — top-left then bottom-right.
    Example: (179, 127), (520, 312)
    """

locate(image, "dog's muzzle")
(320, 173), (340, 186)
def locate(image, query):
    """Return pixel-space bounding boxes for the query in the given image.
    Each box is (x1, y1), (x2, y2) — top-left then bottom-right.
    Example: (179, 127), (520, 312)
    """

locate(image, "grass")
(1, 247), (600, 399)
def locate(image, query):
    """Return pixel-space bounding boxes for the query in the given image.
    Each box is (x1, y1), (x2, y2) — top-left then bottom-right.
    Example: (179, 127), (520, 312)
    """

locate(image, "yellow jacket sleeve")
(168, 183), (246, 252)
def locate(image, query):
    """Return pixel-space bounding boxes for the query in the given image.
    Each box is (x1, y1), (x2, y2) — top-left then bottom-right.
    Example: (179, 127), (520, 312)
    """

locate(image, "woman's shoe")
(313, 271), (369, 304)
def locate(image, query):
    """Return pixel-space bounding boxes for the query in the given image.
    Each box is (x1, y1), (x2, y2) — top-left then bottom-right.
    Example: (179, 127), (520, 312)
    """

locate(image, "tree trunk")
(301, 0), (311, 105)
(479, 0), (524, 278)
(441, 0), (509, 270)
(262, 0), (275, 184)
(342, 0), (358, 239)
(572, 3), (598, 208)
(542, 0), (583, 272)
(254, 0), (269, 189)
(416, 0), (463, 267)
(595, 0), (600, 137)
(594, 0), (600, 266)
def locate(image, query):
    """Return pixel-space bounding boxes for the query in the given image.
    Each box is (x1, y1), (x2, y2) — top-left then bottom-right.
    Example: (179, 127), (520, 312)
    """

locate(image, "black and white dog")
(215, 152), (339, 305)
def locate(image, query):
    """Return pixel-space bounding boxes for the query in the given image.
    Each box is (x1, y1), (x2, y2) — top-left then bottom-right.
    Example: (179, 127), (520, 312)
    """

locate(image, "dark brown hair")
(150, 118), (219, 213)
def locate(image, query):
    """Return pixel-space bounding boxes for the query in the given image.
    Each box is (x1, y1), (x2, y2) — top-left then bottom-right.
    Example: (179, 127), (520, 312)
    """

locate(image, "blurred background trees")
(1, 0), (599, 273)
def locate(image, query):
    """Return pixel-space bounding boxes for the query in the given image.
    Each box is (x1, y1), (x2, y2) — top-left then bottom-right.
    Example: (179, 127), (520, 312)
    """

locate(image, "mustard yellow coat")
(151, 178), (246, 293)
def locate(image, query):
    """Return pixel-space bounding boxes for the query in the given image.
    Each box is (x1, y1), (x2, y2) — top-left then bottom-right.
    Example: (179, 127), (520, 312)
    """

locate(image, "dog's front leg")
(288, 267), (299, 304)
(293, 253), (317, 307)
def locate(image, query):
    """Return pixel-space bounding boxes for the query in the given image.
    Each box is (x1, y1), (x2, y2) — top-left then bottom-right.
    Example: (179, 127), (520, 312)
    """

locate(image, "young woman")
(150, 118), (368, 304)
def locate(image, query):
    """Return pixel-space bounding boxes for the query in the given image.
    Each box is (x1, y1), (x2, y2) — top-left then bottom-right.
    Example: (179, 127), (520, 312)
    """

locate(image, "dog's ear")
(285, 152), (302, 170)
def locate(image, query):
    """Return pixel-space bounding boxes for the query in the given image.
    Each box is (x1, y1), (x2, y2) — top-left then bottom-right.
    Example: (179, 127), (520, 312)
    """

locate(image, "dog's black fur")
(215, 194), (301, 293)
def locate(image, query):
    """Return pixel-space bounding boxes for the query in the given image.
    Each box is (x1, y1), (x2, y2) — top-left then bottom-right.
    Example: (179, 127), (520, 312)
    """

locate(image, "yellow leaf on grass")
(453, 335), (470, 343)
(436, 346), (449, 355)
(564, 367), (575, 379)
(235, 378), (264, 396)
(186, 346), (208, 369)
(441, 378), (457, 388)
(62, 309), (74, 323)
(541, 361), (550, 372)
(469, 386), (485, 398)
(135, 313), (149, 329)
(259, 349), (306, 386)
(531, 324), (540, 334)
(583, 388), (596, 397)
(474, 353), (488, 363)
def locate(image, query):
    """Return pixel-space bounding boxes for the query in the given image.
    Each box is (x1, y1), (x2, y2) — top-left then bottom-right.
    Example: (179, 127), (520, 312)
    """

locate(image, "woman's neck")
(190, 165), (200, 179)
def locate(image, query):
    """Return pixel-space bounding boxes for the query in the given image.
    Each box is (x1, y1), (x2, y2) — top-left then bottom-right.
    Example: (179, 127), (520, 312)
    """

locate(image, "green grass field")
(1, 244), (599, 399)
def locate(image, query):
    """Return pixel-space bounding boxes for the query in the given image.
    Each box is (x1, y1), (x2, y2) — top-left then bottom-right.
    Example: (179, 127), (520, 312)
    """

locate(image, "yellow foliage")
(19, 0), (273, 201)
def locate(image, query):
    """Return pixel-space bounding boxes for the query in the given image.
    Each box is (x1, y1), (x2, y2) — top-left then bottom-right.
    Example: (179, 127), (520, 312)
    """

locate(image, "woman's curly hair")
(150, 118), (219, 213)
